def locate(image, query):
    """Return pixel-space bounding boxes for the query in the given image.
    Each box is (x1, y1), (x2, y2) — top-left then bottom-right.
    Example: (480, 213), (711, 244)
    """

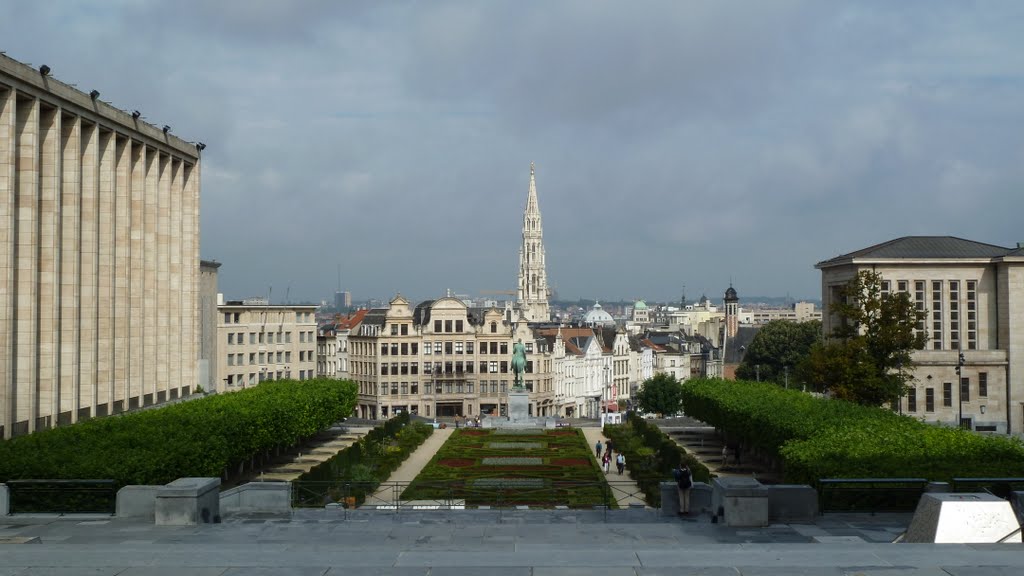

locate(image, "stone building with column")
(1, 55), (202, 438)
(816, 236), (1024, 435)
(216, 299), (318, 391)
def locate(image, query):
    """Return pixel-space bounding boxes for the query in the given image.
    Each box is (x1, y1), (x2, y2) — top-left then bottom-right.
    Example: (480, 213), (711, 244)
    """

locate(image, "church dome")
(634, 300), (648, 310)
(584, 301), (616, 326)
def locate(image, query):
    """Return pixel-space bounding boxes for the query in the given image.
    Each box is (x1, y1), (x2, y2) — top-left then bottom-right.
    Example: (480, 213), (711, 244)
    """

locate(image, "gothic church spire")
(517, 162), (551, 322)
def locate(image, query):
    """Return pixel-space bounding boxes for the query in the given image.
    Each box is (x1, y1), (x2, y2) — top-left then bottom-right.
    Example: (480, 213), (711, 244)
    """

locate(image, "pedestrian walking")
(616, 452), (625, 475)
(602, 451), (611, 474)
(721, 445), (728, 466)
(673, 462), (692, 515)
(595, 440), (603, 458)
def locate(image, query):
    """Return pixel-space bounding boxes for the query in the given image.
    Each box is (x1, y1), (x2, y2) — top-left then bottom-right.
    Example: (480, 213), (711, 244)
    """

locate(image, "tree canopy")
(799, 270), (926, 406)
(633, 373), (684, 416)
(736, 319), (821, 386)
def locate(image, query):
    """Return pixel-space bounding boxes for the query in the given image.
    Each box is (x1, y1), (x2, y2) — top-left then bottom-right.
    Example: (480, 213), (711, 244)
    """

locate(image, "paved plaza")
(1, 509), (1023, 575)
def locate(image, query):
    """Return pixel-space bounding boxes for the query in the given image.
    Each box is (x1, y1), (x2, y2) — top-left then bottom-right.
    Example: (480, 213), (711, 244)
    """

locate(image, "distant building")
(217, 299), (318, 391)
(199, 261), (222, 393)
(334, 291), (351, 311)
(817, 236), (1024, 434)
(1, 54), (202, 438)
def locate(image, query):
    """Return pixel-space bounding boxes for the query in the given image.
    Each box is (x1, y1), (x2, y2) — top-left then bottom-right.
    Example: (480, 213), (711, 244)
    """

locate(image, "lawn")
(402, 428), (617, 508)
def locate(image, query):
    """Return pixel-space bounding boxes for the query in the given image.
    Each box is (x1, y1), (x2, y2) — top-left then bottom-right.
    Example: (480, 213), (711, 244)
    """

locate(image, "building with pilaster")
(816, 236), (1024, 435)
(1, 55), (202, 438)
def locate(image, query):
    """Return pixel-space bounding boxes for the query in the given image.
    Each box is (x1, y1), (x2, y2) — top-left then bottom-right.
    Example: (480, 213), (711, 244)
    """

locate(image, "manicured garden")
(403, 428), (616, 508)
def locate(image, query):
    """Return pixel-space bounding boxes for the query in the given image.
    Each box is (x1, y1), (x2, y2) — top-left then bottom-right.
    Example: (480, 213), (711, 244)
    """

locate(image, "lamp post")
(956, 350), (966, 429)
(603, 364), (610, 424)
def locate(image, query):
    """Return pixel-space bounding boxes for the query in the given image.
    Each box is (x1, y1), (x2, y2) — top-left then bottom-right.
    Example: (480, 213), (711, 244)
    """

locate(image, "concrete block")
(767, 484), (817, 522)
(0, 483), (8, 516)
(155, 477), (220, 526)
(925, 481), (951, 493)
(712, 476), (769, 527)
(220, 482), (291, 515)
(660, 481), (711, 516)
(116, 485), (159, 520)
(660, 481), (678, 516)
(903, 492), (1022, 543)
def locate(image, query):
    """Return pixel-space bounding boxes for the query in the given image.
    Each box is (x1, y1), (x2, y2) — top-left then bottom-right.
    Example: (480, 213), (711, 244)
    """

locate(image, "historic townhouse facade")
(1, 55), (202, 438)
(216, 300), (318, 391)
(349, 295), (556, 420)
(817, 236), (1024, 434)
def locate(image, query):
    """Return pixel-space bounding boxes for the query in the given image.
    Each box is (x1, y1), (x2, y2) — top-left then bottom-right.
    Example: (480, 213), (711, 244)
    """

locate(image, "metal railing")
(950, 477), (1024, 498)
(5, 479), (118, 515)
(290, 479), (648, 513)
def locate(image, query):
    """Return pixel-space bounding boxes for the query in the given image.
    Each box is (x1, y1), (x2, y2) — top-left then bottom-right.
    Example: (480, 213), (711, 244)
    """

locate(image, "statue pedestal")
(483, 390), (555, 429)
(507, 391), (530, 422)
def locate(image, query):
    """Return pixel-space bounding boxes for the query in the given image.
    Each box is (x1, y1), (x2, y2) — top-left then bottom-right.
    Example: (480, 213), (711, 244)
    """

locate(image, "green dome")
(634, 300), (648, 310)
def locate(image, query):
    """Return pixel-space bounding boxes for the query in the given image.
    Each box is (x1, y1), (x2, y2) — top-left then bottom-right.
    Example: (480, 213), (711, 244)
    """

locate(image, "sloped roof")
(336, 309), (368, 330)
(724, 326), (761, 364)
(817, 236), (1012, 268)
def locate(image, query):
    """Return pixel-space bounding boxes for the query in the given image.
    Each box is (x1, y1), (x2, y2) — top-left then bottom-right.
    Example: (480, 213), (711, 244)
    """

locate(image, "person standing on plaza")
(595, 440), (603, 459)
(616, 452), (625, 475)
(673, 462), (692, 515)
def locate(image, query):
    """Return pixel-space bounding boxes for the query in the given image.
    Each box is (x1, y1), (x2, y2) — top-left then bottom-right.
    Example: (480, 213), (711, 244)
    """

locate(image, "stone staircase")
(241, 425), (370, 484)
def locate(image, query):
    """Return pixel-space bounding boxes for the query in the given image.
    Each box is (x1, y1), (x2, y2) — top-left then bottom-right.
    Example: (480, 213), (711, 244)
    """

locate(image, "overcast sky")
(4, 1), (1023, 305)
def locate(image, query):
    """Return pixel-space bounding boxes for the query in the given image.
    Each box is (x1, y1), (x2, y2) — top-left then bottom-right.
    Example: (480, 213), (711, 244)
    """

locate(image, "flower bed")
(403, 428), (614, 507)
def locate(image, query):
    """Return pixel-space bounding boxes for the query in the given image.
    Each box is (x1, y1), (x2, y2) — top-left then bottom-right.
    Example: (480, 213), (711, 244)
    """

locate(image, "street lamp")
(603, 364), (610, 423)
(956, 350), (966, 429)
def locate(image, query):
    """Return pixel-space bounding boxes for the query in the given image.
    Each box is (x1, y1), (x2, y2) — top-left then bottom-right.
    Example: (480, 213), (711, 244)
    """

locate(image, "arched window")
(491, 321), (497, 333)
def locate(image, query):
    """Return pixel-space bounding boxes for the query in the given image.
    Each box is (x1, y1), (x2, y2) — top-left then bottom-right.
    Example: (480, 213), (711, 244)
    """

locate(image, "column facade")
(1, 55), (202, 438)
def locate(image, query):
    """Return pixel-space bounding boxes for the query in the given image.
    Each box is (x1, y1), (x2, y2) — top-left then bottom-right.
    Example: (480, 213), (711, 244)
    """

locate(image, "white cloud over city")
(4, 1), (1022, 304)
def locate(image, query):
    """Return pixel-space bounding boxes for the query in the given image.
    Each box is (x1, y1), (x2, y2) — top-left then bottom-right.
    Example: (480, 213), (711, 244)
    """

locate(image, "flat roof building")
(1, 54), (202, 437)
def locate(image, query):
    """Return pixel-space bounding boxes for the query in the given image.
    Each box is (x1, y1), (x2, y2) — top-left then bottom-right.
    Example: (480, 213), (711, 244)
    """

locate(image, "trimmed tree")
(634, 373), (684, 417)
(800, 270), (926, 407)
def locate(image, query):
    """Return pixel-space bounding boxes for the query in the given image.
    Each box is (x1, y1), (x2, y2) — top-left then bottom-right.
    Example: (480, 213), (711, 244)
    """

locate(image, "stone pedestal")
(903, 492), (1022, 543)
(155, 477), (221, 526)
(483, 391), (555, 428)
(508, 390), (530, 422)
(712, 477), (769, 527)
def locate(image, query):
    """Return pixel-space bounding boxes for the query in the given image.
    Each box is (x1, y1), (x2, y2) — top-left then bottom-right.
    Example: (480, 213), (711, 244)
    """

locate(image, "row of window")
(376, 340), (537, 356)
(906, 373), (988, 412)
(368, 380), (525, 396)
(224, 312), (314, 324)
(225, 369), (314, 386)
(376, 360), (535, 376)
(882, 279), (978, 351)
(227, 350), (315, 366)
(225, 330), (316, 345)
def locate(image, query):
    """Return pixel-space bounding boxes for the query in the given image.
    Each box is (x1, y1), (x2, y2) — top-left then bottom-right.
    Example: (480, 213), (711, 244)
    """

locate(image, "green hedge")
(603, 415), (710, 506)
(681, 378), (1024, 483)
(0, 378), (358, 485)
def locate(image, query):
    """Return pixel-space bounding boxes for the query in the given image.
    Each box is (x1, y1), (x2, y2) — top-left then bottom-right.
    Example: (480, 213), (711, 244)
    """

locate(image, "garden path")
(582, 427), (648, 507)
(369, 426), (454, 503)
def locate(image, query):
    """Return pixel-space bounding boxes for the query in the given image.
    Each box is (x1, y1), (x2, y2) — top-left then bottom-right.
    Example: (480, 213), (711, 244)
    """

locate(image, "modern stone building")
(1, 55), (202, 438)
(198, 260), (221, 393)
(816, 236), (1024, 434)
(216, 298), (318, 391)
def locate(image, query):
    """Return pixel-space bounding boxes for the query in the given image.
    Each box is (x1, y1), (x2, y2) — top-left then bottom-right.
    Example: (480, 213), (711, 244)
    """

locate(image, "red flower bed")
(461, 430), (488, 436)
(548, 430), (576, 436)
(438, 458), (475, 468)
(550, 458), (590, 467)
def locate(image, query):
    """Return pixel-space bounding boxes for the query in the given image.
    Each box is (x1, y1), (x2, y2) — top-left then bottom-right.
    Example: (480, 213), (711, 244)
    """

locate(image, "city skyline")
(4, 2), (1022, 303)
